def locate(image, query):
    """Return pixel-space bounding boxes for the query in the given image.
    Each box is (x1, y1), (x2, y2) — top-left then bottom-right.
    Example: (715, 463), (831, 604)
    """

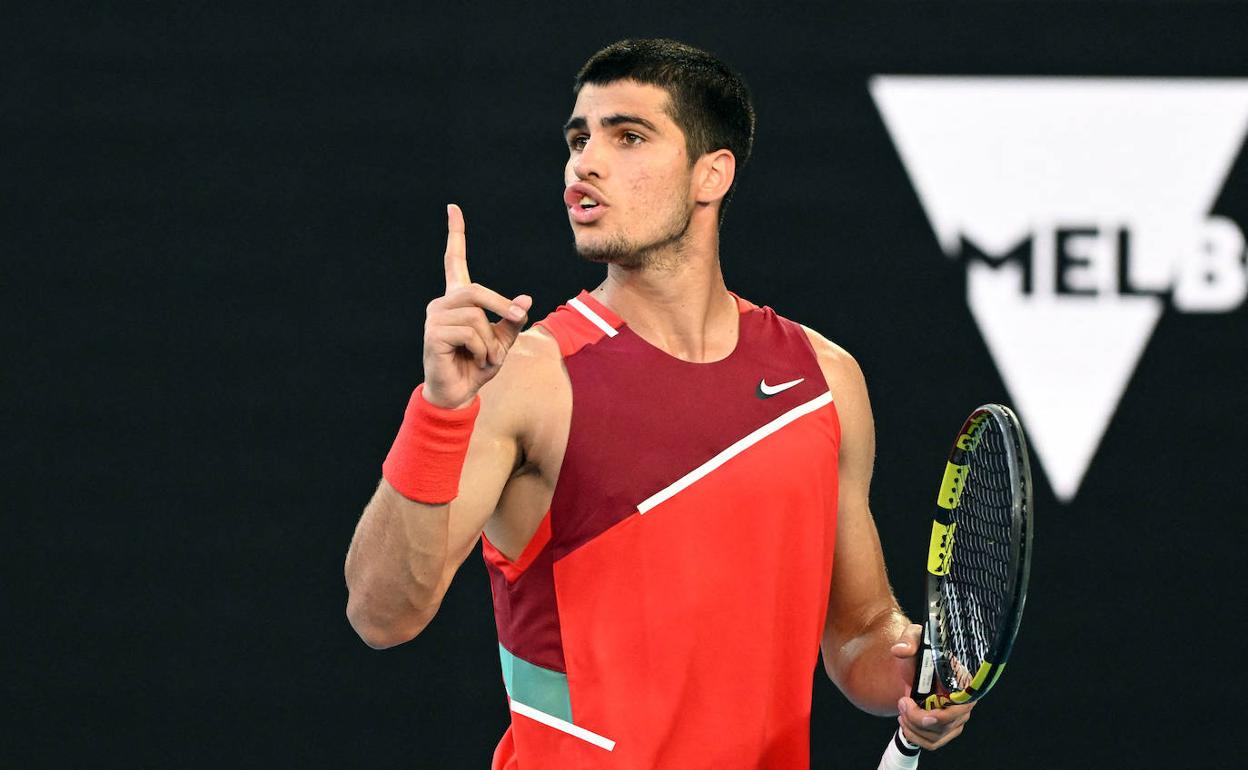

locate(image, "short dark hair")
(574, 39), (756, 222)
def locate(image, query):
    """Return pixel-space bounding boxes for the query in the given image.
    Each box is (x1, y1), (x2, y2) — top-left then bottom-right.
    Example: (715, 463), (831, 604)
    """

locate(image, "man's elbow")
(345, 595), (436, 650)
(820, 639), (903, 717)
(820, 648), (854, 701)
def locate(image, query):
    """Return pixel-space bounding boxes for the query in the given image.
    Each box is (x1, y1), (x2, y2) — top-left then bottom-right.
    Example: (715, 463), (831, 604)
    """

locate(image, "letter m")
(956, 234), (1034, 295)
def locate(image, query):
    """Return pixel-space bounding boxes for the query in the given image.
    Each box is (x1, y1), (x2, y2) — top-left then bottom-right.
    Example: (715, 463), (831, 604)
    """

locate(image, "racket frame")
(911, 403), (1033, 710)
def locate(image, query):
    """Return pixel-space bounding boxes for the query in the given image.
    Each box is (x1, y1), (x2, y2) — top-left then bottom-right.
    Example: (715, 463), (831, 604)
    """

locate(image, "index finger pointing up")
(444, 203), (470, 291)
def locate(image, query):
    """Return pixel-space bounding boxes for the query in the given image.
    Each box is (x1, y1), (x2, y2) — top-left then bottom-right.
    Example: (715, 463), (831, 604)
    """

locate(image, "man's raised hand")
(422, 204), (532, 409)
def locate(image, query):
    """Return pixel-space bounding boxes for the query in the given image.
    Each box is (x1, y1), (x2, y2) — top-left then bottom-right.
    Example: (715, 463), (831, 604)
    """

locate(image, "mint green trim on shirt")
(498, 643), (573, 723)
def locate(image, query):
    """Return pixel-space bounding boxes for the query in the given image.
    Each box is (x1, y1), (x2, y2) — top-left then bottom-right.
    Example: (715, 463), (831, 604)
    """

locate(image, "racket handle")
(876, 728), (921, 770)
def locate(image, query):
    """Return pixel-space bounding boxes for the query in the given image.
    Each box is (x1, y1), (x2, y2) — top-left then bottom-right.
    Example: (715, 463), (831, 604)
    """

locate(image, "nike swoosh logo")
(756, 377), (805, 398)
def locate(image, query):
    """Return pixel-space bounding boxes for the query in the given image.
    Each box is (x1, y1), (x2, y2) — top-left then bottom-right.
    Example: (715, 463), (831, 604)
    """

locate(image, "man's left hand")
(890, 623), (976, 750)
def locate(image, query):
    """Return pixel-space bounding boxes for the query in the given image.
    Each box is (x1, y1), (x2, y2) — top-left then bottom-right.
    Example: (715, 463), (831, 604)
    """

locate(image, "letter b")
(1172, 216), (1247, 313)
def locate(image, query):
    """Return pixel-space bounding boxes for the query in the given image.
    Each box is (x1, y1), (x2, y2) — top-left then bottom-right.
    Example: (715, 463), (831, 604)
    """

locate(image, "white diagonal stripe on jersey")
(568, 297), (619, 338)
(637, 391), (833, 514)
(509, 698), (616, 751)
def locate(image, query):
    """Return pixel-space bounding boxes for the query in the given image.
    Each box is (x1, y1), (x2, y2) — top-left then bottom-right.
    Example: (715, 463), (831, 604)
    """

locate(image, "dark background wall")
(8, 2), (1245, 767)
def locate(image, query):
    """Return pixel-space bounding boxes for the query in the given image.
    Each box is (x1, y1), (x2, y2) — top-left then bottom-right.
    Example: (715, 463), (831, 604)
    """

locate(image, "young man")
(345, 39), (972, 768)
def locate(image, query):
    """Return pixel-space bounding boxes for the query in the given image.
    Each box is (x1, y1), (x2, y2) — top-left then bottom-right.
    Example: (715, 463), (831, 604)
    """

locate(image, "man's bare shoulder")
(494, 326), (564, 384)
(477, 324), (569, 431)
(800, 325), (867, 396)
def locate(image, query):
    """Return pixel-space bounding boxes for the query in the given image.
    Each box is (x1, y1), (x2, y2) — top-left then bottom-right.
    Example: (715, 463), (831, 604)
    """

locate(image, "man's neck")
(592, 226), (739, 364)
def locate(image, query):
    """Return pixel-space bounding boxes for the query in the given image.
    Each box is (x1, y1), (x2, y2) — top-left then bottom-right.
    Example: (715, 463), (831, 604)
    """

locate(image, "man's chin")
(574, 236), (644, 268)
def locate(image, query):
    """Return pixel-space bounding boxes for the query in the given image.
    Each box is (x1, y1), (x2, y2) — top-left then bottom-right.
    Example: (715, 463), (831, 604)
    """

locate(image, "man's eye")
(623, 132), (644, 146)
(569, 135), (588, 151)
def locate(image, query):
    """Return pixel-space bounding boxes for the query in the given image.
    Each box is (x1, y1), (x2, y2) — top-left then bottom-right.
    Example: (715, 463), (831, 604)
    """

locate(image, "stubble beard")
(574, 202), (694, 271)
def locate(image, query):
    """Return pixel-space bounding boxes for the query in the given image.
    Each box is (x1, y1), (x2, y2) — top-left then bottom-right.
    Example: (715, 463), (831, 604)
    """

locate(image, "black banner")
(9, 2), (1245, 767)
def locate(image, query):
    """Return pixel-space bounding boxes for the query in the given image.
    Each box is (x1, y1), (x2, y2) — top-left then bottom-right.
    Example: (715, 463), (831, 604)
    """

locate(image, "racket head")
(912, 403), (1033, 709)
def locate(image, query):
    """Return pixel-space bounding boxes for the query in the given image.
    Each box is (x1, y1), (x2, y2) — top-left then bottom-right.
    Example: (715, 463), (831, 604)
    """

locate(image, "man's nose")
(572, 136), (606, 180)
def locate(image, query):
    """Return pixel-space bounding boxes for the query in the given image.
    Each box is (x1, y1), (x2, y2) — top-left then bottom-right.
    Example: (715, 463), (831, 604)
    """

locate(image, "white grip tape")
(876, 729), (921, 770)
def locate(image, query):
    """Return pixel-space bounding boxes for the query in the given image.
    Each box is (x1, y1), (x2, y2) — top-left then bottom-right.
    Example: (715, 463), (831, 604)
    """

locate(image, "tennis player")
(345, 39), (972, 768)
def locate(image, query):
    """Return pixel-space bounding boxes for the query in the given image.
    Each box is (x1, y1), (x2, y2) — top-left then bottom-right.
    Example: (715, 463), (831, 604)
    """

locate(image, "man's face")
(563, 81), (696, 268)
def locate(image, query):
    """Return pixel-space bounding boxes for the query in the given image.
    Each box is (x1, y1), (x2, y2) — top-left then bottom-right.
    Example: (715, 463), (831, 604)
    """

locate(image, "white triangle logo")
(871, 77), (1248, 501)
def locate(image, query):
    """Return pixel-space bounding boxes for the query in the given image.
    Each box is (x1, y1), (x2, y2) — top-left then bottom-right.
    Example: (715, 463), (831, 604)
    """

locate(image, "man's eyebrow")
(562, 114), (660, 134)
(601, 113), (659, 132)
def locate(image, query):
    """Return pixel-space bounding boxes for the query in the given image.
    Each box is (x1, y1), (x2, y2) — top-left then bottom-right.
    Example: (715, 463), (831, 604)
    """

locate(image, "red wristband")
(382, 384), (481, 504)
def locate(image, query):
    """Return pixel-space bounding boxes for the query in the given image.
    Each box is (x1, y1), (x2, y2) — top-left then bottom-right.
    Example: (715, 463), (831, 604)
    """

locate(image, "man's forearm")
(824, 607), (914, 716)
(344, 480), (452, 648)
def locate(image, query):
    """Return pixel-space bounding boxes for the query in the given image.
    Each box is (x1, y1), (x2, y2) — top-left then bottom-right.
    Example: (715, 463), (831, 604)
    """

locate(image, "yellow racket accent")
(985, 663), (1007, 692)
(937, 462), (969, 510)
(948, 661), (996, 703)
(923, 693), (952, 710)
(969, 660), (994, 689)
(926, 520), (957, 575)
(955, 411), (991, 451)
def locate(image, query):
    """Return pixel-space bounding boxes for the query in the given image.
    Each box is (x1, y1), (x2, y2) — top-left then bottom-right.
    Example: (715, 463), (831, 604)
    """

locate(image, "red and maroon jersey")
(483, 291), (840, 769)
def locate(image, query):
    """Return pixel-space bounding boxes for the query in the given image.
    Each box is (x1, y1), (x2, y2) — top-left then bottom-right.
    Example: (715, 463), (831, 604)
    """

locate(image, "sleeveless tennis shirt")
(483, 291), (840, 769)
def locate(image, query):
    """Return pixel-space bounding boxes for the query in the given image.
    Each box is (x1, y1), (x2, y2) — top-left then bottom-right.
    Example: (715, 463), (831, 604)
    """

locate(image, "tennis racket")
(877, 404), (1034, 770)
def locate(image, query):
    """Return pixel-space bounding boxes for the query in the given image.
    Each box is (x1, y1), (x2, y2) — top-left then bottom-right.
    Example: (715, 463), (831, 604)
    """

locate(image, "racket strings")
(937, 419), (1014, 686)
